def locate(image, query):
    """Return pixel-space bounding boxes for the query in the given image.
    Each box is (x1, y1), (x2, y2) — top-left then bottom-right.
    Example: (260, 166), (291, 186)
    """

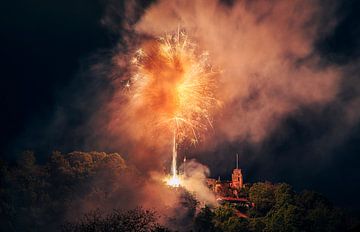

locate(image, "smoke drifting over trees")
(0, 151), (201, 231)
(1, 151), (357, 231)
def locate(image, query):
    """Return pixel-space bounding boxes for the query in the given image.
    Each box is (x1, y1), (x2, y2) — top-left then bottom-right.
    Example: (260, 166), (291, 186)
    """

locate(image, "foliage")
(194, 205), (215, 232)
(248, 182), (276, 217)
(61, 207), (169, 232)
(213, 204), (249, 232)
(0, 151), (356, 232)
(194, 182), (352, 232)
(165, 190), (199, 231)
(0, 150), (154, 231)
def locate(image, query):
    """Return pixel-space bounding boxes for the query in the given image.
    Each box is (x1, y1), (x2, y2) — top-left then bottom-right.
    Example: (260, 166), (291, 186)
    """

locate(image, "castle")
(206, 154), (244, 198)
(205, 155), (252, 218)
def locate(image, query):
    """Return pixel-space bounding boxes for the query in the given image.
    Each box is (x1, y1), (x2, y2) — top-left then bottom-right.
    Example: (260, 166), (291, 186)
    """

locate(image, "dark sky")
(0, 0), (109, 151)
(1, 0), (360, 212)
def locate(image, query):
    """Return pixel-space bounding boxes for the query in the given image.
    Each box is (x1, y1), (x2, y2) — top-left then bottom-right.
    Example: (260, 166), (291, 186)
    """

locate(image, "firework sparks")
(127, 30), (220, 187)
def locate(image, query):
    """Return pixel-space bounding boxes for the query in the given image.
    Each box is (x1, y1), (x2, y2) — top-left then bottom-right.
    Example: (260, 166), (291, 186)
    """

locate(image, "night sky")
(1, 0), (360, 213)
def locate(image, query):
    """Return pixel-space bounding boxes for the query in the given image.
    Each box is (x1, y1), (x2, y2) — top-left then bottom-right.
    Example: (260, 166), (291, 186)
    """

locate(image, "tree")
(0, 150), (136, 231)
(17, 150), (36, 170)
(264, 203), (304, 232)
(273, 183), (295, 207)
(194, 206), (215, 232)
(248, 182), (276, 217)
(211, 204), (250, 232)
(0, 153), (355, 232)
(297, 191), (346, 232)
(61, 207), (170, 232)
(247, 218), (266, 232)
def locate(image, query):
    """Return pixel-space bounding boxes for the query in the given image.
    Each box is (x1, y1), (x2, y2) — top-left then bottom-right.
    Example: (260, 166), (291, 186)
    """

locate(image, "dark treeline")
(0, 151), (132, 231)
(194, 183), (358, 232)
(0, 151), (359, 231)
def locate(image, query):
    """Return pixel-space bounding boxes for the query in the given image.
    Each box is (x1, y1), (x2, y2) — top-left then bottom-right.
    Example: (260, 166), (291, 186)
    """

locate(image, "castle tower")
(232, 154), (243, 189)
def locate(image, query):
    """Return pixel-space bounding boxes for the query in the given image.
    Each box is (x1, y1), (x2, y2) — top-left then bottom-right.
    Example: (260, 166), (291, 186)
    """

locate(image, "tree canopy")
(0, 151), (133, 231)
(194, 182), (354, 232)
(0, 151), (358, 231)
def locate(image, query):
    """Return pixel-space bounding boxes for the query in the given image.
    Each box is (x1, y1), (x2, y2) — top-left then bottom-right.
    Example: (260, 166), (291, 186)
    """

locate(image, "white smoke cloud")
(134, 0), (341, 145)
(180, 159), (218, 206)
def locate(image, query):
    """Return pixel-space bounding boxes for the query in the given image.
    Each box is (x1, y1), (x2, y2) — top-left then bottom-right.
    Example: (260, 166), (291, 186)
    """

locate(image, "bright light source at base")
(164, 174), (182, 188)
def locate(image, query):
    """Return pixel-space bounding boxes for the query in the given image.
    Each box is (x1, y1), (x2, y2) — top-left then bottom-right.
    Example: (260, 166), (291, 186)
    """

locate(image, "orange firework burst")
(126, 30), (220, 187)
(129, 30), (220, 144)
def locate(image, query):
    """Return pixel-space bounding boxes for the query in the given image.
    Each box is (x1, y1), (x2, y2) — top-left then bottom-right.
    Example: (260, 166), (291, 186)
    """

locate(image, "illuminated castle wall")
(206, 155), (244, 196)
(206, 169), (244, 197)
(231, 168), (243, 189)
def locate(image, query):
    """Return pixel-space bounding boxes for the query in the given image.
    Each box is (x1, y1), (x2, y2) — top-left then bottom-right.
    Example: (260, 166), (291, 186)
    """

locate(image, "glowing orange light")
(164, 174), (182, 188)
(128, 29), (220, 144)
(127, 29), (220, 187)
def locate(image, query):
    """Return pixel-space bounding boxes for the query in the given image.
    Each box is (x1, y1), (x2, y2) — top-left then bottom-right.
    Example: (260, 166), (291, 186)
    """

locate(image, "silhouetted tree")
(194, 205), (215, 232)
(61, 207), (170, 232)
(0, 152), (356, 232)
(248, 182), (276, 217)
(0, 151), (135, 231)
(194, 182), (353, 232)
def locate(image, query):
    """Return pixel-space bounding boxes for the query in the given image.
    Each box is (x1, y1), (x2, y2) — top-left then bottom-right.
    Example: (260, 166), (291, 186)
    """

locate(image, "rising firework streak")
(128, 29), (221, 186)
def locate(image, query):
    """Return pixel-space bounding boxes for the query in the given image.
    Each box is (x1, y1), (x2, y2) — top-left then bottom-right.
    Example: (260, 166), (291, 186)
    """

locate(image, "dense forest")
(0, 151), (358, 231)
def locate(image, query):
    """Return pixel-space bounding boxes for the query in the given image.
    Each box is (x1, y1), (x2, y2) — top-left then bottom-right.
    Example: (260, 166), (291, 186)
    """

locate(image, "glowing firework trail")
(127, 30), (220, 186)
(166, 132), (181, 187)
(171, 130), (177, 177)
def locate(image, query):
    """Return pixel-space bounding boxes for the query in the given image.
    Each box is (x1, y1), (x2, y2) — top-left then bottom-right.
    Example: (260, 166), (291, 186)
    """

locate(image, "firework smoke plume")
(63, 0), (348, 229)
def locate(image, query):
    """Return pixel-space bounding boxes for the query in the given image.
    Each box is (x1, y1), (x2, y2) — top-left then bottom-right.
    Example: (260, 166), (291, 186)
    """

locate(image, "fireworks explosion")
(127, 30), (220, 187)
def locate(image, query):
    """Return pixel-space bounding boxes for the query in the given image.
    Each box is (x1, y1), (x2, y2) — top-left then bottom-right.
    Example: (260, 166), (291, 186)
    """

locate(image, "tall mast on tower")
(183, 156), (186, 176)
(236, 153), (239, 169)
